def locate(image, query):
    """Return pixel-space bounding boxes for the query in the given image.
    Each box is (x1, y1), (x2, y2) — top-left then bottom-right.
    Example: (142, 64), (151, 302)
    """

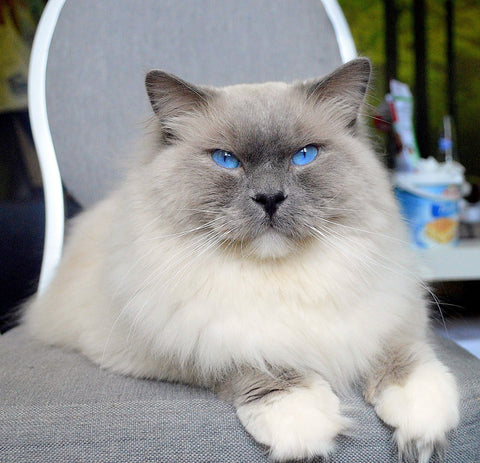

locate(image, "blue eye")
(291, 145), (318, 166)
(211, 149), (241, 169)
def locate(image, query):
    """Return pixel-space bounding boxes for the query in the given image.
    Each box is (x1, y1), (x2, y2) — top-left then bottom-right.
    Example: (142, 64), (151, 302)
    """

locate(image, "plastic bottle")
(438, 115), (456, 163)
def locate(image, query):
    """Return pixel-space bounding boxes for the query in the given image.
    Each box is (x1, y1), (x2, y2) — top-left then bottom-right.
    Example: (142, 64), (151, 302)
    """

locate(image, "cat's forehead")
(220, 81), (293, 116)
(211, 81), (318, 158)
(222, 81), (290, 99)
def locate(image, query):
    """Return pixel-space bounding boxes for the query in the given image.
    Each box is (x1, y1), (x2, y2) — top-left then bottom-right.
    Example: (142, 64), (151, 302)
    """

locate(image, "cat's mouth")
(214, 204), (303, 259)
(244, 229), (294, 259)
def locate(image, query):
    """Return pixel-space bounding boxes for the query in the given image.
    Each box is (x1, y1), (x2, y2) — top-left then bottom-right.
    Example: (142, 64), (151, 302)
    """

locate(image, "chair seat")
(1, 326), (479, 462)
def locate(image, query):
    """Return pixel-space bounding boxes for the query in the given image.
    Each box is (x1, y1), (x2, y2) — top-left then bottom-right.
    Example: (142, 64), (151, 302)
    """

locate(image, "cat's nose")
(252, 192), (286, 218)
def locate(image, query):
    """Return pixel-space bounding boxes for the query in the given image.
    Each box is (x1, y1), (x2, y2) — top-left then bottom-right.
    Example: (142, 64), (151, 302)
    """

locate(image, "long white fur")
(26, 185), (420, 386)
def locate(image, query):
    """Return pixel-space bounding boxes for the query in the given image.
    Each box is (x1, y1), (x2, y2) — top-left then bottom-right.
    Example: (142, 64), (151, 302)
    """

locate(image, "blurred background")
(341, 0), (480, 352)
(0, 0), (479, 339)
(341, 0), (480, 182)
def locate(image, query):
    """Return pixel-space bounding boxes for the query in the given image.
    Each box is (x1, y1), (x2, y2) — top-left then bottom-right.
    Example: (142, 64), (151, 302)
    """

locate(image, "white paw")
(374, 361), (459, 463)
(236, 378), (349, 462)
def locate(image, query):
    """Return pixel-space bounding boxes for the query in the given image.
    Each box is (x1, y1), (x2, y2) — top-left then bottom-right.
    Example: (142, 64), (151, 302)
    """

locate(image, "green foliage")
(339, 0), (480, 175)
(336, 0), (385, 104)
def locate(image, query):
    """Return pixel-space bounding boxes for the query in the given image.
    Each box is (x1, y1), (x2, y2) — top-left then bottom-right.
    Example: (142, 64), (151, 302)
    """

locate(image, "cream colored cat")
(25, 58), (459, 462)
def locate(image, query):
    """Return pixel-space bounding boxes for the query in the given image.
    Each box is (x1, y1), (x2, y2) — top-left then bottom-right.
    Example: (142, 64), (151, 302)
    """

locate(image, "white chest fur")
(107, 228), (415, 388)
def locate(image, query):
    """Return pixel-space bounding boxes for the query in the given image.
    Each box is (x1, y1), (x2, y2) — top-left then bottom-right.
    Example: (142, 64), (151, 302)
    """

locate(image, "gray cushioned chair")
(1, 1), (479, 461)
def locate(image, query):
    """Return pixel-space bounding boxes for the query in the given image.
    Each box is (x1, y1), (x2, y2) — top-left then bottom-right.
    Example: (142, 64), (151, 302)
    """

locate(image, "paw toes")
(237, 380), (348, 461)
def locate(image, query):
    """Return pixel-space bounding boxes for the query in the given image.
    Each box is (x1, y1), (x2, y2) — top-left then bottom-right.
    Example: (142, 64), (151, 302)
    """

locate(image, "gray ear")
(145, 70), (214, 119)
(300, 58), (371, 127)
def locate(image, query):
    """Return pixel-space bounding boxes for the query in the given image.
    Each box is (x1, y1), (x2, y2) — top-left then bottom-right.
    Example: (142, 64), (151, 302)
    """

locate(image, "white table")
(416, 240), (480, 281)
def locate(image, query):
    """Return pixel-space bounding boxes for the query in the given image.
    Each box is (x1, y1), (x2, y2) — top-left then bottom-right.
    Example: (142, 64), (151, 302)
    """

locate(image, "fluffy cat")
(24, 58), (459, 462)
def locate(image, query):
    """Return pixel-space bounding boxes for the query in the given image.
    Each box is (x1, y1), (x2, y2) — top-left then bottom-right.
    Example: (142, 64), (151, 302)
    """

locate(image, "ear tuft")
(299, 58), (372, 127)
(145, 70), (213, 120)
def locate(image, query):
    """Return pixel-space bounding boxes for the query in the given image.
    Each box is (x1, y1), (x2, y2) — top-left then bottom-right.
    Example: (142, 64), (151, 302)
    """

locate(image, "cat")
(24, 58), (459, 462)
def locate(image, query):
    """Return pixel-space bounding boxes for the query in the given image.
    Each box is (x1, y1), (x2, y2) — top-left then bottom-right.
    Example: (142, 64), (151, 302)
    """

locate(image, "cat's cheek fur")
(236, 377), (350, 461)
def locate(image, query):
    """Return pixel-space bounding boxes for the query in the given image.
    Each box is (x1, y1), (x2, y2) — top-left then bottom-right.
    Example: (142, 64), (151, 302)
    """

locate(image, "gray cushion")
(1, 326), (479, 462)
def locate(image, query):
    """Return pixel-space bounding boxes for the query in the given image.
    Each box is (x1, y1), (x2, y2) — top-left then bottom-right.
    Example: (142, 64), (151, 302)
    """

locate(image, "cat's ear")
(299, 58), (371, 128)
(145, 70), (214, 120)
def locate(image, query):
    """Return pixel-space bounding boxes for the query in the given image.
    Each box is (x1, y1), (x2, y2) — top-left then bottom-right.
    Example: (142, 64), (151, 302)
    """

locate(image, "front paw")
(236, 378), (350, 462)
(374, 361), (459, 463)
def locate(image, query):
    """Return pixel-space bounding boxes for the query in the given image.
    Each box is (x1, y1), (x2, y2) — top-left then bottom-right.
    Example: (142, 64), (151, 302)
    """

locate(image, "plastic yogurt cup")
(393, 161), (464, 248)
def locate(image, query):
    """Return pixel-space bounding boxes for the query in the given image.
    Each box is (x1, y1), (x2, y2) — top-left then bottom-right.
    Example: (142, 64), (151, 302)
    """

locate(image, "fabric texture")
(45, 0), (344, 207)
(1, 326), (479, 462)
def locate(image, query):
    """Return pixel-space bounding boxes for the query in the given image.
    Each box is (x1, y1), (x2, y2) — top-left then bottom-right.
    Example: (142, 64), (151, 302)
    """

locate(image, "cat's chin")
(246, 231), (294, 259)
